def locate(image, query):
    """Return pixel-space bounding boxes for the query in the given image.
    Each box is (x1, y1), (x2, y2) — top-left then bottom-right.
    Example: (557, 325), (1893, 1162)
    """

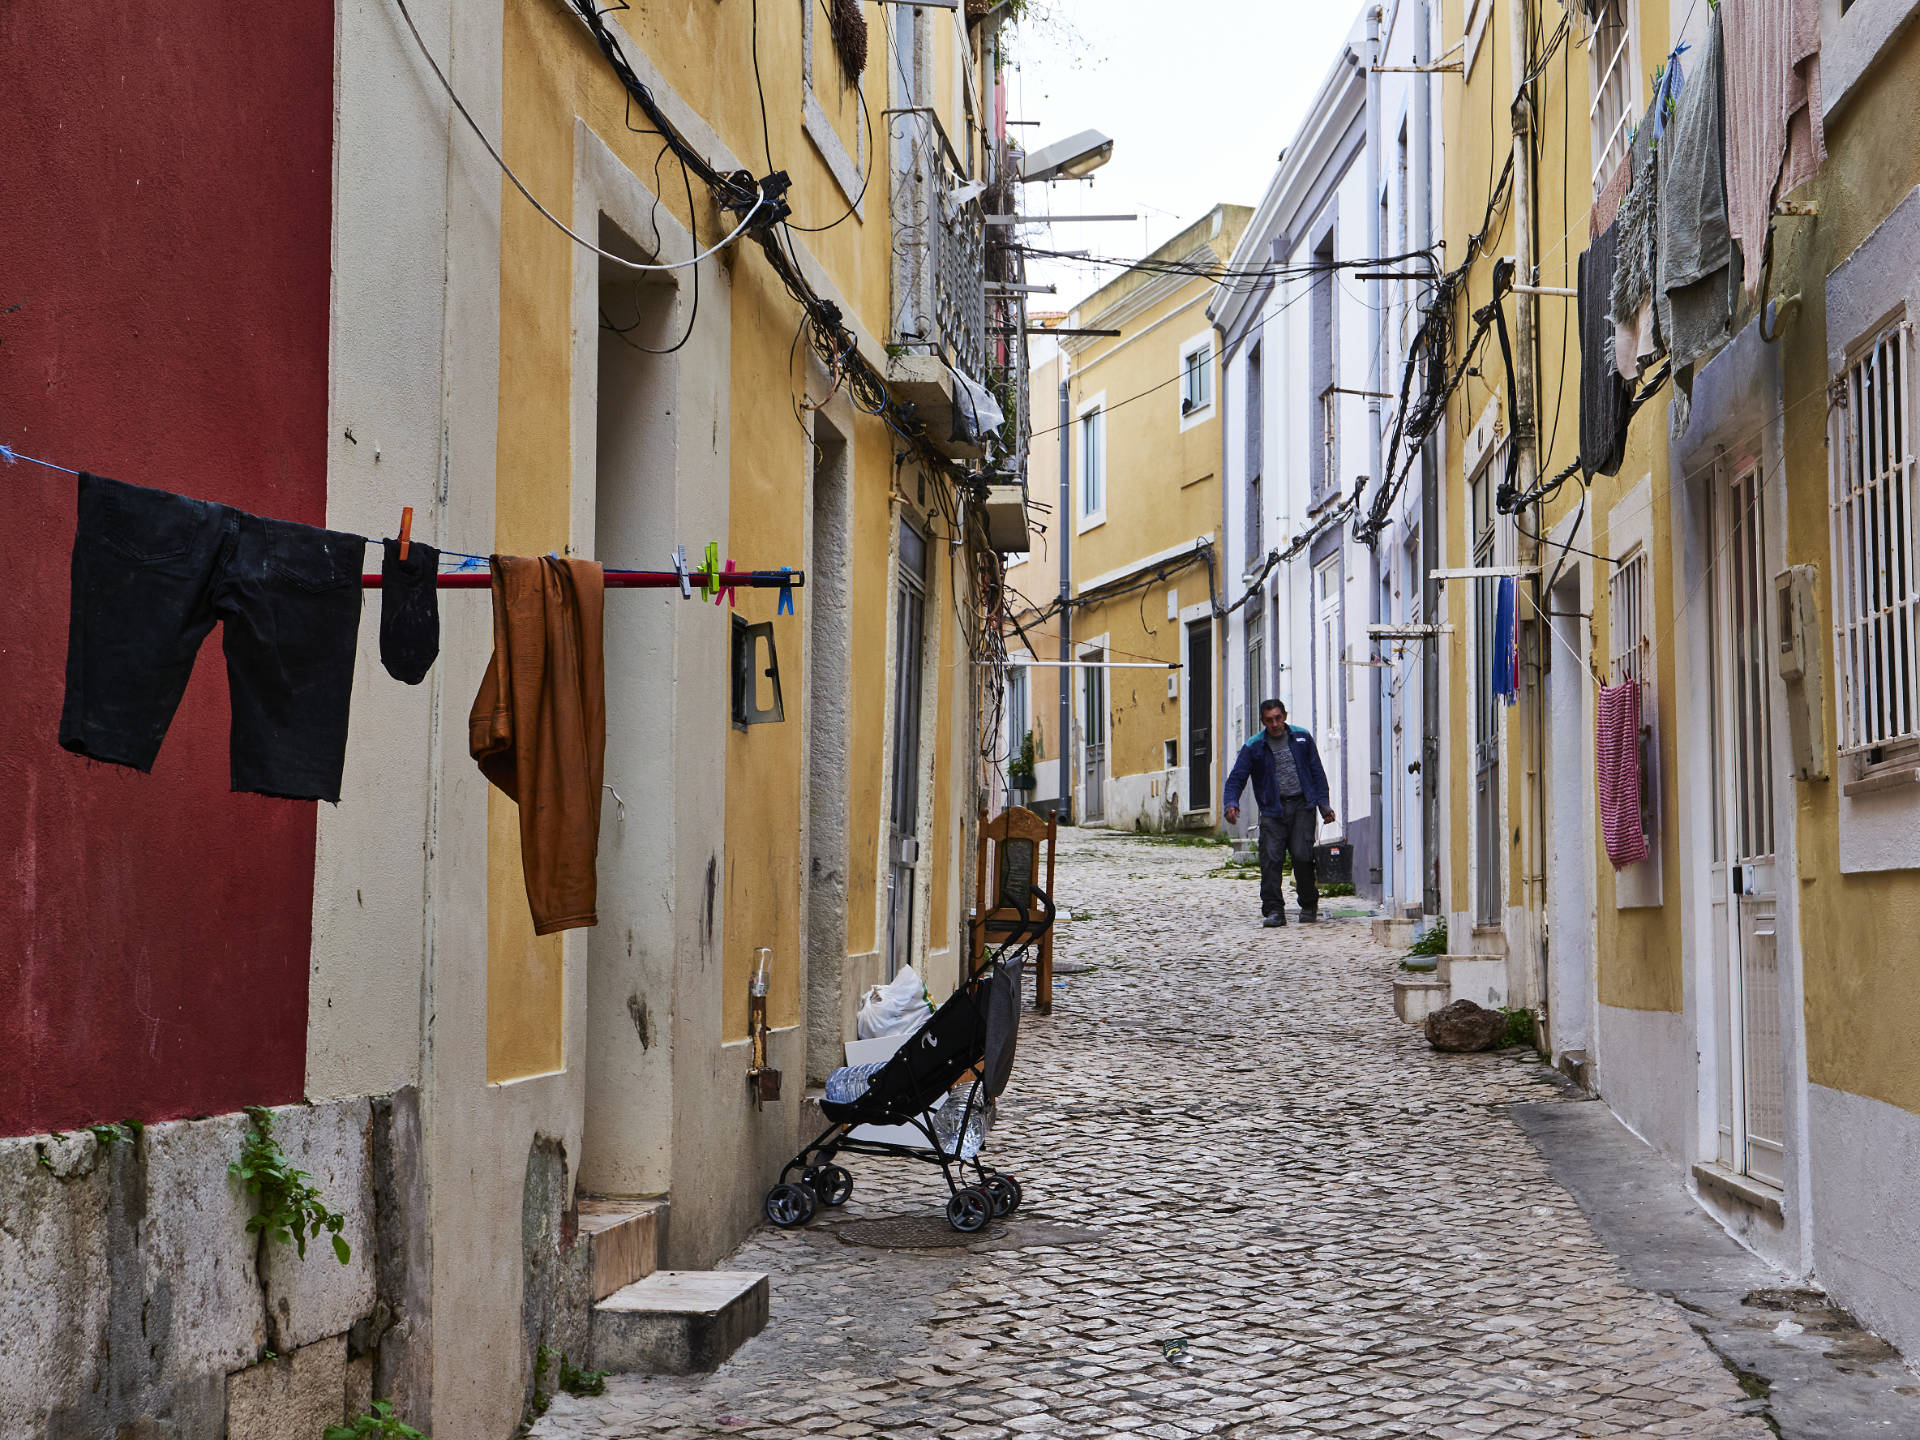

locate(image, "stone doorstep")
(1370, 917), (1420, 948)
(576, 1198), (669, 1303)
(591, 1270), (770, 1377)
(1392, 976), (1450, 1025)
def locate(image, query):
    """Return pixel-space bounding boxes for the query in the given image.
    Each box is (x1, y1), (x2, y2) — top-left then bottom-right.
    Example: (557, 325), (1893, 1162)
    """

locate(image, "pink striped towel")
(1597, 681), (1648, 869)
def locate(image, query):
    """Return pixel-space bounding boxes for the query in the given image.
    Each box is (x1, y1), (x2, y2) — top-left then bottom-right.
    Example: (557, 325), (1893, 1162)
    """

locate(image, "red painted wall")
(0, 8), (336, 1134)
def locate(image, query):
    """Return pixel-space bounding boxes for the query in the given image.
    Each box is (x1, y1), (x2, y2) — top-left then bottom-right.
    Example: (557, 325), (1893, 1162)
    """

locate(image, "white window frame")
(1178, 330), (1215, 431)
(800, 0), (870, 217)
(1076, 392), (1107, 532)
(1828, 312), (1920, 765)
(1588, 0), (1639, 193)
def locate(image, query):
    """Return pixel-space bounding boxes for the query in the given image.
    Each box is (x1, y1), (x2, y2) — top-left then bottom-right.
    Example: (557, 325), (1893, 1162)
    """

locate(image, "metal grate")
(933, 167), (986, 380)
(1828, 318), (1920, 754)
(1742, 911), (1785, 1184)
(1589, 0), (1637, 191)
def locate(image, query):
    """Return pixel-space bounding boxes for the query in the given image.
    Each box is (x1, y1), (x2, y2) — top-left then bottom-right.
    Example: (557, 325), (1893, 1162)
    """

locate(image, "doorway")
(885, 521), (929, 979)
(583, 222), (678, 1194)
(1313, 556), (1344, 829)
(1707, 461), (1785, 1187)
(1186, 620), (1213, 813)
(1471, 471), (1502, 926)
(1545, 564), (1596, 1060)
(1081, 652), (1107, 822)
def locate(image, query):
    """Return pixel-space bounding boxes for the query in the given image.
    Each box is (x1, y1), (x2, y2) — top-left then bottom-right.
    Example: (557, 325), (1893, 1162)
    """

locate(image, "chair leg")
(1036, 933), (1053, 1014)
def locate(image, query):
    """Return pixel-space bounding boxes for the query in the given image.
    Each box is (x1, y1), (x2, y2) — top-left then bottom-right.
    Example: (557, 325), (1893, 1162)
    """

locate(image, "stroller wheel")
(810, 1164), (854, 1207)
(765, 1182), (817, 1228)
(985, 1173), (1023, 1217)
(946, 1186), (993, 1233)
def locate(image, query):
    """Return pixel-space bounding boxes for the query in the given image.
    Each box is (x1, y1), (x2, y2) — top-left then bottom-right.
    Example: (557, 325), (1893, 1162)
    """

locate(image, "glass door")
(886, 523), (928, 978)
(1082, 653), (1107, 822)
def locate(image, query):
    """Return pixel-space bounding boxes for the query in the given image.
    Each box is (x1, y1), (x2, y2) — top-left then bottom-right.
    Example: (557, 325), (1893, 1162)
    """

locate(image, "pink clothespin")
(714, 558), (740, 608)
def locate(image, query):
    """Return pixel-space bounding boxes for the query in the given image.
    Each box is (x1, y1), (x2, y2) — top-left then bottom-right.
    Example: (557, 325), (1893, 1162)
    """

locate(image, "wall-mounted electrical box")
(1775, 564), (1828, 781)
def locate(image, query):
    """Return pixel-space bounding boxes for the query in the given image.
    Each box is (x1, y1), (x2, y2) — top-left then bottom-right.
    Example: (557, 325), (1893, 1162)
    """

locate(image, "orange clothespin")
(398, 506), (414, 562)
(714, 557), (740, 608)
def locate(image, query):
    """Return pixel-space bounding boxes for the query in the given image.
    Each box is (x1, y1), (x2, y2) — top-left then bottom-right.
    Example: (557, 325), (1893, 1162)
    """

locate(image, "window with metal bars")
(1589, 0), (1637, 192)
(1828, 316), (1920, 758)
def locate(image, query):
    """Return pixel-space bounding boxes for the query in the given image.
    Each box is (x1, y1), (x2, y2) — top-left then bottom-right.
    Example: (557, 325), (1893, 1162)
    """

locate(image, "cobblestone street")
(532, 827), (1774, 1439)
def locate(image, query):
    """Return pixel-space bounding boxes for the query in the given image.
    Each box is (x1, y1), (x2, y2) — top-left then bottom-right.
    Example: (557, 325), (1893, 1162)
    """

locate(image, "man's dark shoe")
(1299, 911), (1318, 924)
(1262, 914), (1284, 928)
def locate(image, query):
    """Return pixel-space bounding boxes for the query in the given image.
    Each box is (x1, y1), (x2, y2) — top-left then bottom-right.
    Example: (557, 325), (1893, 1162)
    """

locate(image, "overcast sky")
(1005, 0), (1369, 310)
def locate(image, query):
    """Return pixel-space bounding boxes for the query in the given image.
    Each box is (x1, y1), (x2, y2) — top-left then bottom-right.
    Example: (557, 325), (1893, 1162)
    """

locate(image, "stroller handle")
(974, 885), (1055, 978)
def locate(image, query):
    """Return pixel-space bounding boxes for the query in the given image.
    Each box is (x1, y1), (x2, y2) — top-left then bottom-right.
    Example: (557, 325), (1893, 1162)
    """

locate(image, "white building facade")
(1210, 1), (1443, 911)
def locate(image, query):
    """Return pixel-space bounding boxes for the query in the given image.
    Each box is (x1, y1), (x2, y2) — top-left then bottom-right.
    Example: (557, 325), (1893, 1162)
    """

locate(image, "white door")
(1313, 557), (1343, 829)
(1708, 462), (1785, 1187)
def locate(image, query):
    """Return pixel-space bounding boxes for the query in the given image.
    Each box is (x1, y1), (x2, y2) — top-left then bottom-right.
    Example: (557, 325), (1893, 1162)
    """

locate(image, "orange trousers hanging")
(469, 555), (606, 934)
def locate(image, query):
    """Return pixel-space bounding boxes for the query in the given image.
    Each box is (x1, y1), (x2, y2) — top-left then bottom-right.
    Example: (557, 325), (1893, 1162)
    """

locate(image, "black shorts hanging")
(379, 536), (441, 684)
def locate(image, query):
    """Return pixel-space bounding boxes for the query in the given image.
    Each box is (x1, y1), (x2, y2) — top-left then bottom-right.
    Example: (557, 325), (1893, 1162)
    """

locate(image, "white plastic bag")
(857, 965), (934, 1040)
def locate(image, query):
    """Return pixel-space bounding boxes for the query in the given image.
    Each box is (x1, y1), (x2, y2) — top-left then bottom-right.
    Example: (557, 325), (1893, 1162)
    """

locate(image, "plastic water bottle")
(931, 1092), (993, 1158)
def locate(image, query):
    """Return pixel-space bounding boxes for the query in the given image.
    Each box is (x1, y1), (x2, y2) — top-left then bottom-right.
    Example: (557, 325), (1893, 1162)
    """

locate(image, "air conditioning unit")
(982, 485), (1029, 552)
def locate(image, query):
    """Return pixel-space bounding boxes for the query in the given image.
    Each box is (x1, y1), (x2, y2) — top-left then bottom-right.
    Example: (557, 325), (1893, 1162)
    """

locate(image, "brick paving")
(532, 827), (1772, 1439)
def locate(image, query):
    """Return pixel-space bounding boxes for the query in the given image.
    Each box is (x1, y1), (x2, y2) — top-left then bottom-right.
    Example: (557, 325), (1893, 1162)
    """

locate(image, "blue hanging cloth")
(1491, 576), (1519, 707)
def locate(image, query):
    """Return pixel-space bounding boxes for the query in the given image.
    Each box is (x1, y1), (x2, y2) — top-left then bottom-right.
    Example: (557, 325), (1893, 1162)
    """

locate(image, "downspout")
(1504, 0), (1543, 989)
(1366, 6), (1387, 903)
(1057, 367), (1072, 824)
(1415, 0), (1441, 917)
(1217, 321), (1232, 834)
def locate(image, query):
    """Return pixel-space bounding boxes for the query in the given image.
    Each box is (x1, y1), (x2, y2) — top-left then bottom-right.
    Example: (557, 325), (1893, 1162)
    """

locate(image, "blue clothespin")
(669, 545), (691, 598)
(777, 566), (795, 615)
(0, 445), (16, 465)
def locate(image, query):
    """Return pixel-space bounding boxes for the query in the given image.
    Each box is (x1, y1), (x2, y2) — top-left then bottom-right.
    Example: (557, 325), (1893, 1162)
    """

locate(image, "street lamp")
(1017, 130), (1114, 184)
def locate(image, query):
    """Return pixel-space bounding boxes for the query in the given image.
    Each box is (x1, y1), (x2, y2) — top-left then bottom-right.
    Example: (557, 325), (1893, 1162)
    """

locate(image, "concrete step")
(592, 1270), (770, 1376)
(1392, 976), (1449, 1025)
(576, 1197), (668, 1303)
(1371, 917), (1419, 948)
(1436, 955), (1508, 1009)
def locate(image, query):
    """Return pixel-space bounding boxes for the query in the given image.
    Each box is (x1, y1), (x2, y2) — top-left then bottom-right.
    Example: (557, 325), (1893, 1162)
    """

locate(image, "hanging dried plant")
(830, 0), (868, 81)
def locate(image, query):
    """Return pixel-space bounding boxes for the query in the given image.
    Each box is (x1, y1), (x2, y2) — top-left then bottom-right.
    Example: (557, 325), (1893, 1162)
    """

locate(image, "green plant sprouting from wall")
(1408, 918), (1448, 958)
(531, 1345), (610, 1420)
(325, 1400), (431, 1440)
(229, 1106), (351, 1265)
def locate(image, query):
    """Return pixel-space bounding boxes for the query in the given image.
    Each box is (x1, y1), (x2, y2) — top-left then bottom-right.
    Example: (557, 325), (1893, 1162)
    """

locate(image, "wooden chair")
(972, 806), (1058, 1012)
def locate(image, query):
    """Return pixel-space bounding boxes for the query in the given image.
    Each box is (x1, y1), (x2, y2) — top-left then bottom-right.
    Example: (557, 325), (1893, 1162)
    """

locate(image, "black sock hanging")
(380, 538), (441, 684)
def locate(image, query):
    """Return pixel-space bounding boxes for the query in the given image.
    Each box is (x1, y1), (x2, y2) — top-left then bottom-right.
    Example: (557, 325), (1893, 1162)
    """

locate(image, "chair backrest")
(977, 806), (1056, 917)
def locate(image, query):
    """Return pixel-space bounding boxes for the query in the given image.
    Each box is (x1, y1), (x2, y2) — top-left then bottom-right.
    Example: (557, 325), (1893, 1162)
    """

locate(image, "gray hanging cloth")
(1658, 7), (1741, 417)
(1580, 222), (1633, 478)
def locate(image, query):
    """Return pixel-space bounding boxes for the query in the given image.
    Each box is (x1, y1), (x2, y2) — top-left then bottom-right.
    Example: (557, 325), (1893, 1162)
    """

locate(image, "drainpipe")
(1057, 369), (1072, 824)
(1416, 0), (1441, 918)
(1217, 327), (1231, 833)
(1504, 0), (1543, 986)
(1366, 5), (1387, 904)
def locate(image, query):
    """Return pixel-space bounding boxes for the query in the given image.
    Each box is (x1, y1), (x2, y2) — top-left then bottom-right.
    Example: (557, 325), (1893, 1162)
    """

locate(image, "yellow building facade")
(1010, 206), (1250, 831)
(1437, 0), (1920, 1353)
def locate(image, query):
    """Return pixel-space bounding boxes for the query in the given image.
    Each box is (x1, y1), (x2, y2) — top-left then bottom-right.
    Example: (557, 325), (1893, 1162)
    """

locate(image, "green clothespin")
(701, 540), (721, 600)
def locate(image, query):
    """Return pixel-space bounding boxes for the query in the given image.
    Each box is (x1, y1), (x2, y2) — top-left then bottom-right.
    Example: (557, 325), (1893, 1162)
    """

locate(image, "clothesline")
(2, 444), (805, 598)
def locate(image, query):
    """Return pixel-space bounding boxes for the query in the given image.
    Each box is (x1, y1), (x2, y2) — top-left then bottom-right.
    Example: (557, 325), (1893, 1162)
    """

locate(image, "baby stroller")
(765, 888), (1055, 1233)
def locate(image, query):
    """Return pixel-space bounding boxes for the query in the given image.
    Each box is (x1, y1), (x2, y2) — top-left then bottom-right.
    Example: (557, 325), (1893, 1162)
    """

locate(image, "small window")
(1180, 341), (1212, 416)
(1078, 404), (1105, 524)
(1164, 738), (1179, 769)
(1609, 547), (1657, 837)
(1829, 316), (1920, 758)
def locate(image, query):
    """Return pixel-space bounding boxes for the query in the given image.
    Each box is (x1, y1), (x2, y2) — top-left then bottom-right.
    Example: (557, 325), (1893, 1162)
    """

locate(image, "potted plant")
(1009, 730), (1036, 795)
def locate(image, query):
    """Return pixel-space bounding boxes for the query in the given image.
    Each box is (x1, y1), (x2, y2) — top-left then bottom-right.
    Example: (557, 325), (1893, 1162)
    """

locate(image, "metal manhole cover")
(830, 1215), (1106, 1250)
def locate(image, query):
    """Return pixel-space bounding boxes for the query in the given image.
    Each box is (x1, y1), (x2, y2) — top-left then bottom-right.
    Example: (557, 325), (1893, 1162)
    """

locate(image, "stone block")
(142, 1112), (268, 1379)
(1392, 976), (1449, 1025)
(1438, 955), (1508, 1009)
(344, 1353), (374, 1419)
(260, 1100), (377, 1351)
(0, 1134), (111, 1436)
(1370, 917), (1419, 948)
(225, 1336), (347, 1440)
(578, 1198), (667, 1302)
(1424, 999), (1507, 1053)
(592, 1271), (769, 1375)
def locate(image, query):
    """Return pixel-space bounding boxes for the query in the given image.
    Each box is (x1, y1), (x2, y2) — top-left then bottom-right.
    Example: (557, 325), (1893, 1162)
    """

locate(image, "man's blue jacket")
(1222, 724), (1332, 815)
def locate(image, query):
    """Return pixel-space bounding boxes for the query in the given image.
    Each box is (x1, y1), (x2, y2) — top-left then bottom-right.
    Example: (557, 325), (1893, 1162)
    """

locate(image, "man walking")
(1223, 700), (1336, 926)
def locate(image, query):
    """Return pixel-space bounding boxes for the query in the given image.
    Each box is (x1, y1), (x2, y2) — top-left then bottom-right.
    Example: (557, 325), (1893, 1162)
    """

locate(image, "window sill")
(1692, 1161), (1785, 1221)
(1843, 763), (1920, 798)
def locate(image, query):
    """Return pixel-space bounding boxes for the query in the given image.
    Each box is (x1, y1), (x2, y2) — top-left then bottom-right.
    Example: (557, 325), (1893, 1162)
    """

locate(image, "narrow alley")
(530, 830), (1782, 1440)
